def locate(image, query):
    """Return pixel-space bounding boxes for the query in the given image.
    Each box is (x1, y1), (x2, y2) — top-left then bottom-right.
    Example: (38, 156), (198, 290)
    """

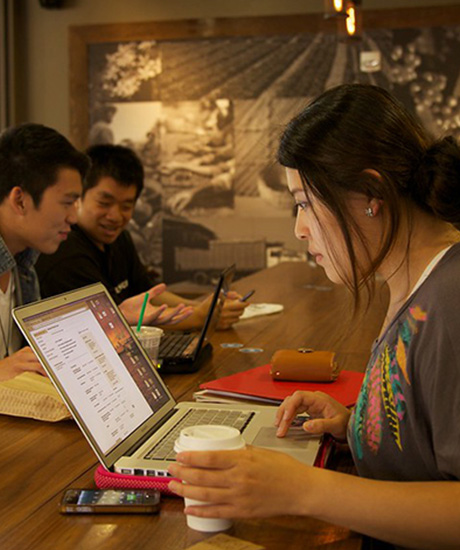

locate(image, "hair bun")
(413, 136), (460, 224)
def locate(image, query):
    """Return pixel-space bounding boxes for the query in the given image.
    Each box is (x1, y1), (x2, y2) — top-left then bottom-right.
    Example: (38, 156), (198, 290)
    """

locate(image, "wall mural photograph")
(79, 17), (460, 284)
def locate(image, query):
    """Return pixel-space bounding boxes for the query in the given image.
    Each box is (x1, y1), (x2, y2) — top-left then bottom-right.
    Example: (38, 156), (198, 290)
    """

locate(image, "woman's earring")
(365, 207), (374, 218)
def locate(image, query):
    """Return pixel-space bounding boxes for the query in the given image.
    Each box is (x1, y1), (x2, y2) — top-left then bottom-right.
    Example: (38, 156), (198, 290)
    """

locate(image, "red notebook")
(199, 364), (364, 407)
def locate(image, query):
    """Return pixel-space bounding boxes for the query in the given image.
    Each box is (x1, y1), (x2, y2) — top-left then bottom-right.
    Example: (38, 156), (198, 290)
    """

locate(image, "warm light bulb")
(346, 5), (356, 36)
(334, 0), (343, 11)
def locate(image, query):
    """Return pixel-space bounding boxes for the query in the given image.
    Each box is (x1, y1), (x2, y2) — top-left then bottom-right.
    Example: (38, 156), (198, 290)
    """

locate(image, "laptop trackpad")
(253, 426), (316, 448)
(252, 427), (320, 464)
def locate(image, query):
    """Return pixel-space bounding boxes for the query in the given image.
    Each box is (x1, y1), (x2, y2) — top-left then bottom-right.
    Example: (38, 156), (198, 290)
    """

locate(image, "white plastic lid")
(174, 425), (245, 453)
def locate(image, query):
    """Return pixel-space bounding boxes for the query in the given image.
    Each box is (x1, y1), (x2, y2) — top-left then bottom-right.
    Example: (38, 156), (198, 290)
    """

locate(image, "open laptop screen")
(189, 264), (235, 357)
(20, 290), (170, 455)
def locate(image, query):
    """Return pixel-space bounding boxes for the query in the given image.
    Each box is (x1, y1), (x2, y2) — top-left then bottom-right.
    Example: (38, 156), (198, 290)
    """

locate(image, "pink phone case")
(94, 465), (179, 496)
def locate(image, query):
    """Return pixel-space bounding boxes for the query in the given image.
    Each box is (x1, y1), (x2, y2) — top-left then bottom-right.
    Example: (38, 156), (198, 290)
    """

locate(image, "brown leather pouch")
(270, 349), (338, 382)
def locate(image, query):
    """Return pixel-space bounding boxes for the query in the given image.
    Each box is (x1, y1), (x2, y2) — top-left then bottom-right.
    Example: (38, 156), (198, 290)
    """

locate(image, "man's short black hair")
(0, 123), (90, 206)
(84, 144), (144, 199)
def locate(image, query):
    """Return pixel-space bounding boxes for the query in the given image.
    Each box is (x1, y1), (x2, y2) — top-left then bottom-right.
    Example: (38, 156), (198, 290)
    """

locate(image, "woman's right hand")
(0, 346), (46, 382)
(275, 390), (351, 441)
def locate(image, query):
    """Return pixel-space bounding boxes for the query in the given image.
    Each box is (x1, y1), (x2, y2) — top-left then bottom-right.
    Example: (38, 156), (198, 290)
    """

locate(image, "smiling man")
(35, 144), (246, 331)
(0, 123), (90, 381)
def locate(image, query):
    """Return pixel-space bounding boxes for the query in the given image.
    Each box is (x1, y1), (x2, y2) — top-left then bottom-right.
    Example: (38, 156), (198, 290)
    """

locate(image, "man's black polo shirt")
(35, 225), (154, 304)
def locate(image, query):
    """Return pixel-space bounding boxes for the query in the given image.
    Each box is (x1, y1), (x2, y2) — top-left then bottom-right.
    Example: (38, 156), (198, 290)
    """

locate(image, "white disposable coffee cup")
(174, 425), (245, 532)
(132, 326), (164, 363)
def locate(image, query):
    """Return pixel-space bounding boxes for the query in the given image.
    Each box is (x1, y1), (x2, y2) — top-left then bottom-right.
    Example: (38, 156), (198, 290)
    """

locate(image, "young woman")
(168, 84), (460, 550)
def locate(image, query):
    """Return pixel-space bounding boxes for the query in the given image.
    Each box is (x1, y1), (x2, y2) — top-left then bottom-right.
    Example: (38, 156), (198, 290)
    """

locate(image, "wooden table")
(0, 262), (387, 550)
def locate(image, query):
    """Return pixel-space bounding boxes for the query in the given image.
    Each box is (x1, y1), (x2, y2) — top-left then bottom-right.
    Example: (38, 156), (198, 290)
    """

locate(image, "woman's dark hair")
(84, 144), (144, 199)
(0, 123), (90, 206)
(277, 83), (460, 309)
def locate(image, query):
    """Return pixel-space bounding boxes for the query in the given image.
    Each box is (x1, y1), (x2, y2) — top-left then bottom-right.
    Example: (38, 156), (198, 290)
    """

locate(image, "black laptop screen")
(22, 291), (169, 455)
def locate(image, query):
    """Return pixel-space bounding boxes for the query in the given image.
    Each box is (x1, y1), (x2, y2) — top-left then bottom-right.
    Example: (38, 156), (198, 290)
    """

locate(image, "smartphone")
(59, 488), (160, 514)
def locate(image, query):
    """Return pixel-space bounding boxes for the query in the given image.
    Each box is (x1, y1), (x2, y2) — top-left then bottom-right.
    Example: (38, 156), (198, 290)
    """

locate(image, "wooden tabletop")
(0, 261), (387, 550)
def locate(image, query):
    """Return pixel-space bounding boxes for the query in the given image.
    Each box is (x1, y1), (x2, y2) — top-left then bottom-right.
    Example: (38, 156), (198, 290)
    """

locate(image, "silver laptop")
(13, 283), (321, 476)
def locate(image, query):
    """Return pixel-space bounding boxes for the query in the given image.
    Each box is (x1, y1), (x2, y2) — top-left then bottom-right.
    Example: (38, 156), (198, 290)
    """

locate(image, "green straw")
(136, 292), (149, 332)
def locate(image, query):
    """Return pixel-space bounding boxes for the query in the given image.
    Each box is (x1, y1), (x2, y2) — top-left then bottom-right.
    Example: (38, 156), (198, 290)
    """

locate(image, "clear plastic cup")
(174, 425), (245, 532)
(132, 326), (164, 363)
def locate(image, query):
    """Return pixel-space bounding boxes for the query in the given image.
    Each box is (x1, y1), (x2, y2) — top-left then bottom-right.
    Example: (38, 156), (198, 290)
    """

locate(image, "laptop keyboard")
(159, 333), (195, 357)
(144, 408), (254, 461)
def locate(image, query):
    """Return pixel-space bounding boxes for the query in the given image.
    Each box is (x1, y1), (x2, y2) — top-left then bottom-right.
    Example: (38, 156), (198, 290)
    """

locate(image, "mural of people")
(88, 27), (460, 283)
(89, 103), (117, 145)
